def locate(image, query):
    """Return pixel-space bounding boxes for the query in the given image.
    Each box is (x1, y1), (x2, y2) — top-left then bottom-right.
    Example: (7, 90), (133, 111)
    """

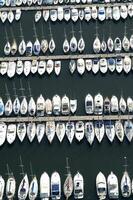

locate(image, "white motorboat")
(29, 176), (38, 200)
(104, 97), (111, 114)
(41, 39), (48, 54)
(0, 62), (8, 75)
(71, 8), (78, 22)
(106, 6), (112, 19)
(119, 96), (127, 113)
(7, 61), (16, 78)
(7, 124), (16, 144)
(78, 36), (85, 53)
(16, 60), (24, 75)
(18, 39), (26, 55)
(70, 36), (77, 52)
(92, 59), (99, 74)
(6, 175), (16, 200)
(77, 58), (85, 75)
(112, 6), (120, 21)
(111, 96), (119, 113)
(123, 56), (131, 74)
(0, 176), (5, 200)
(28, 97), (36, 116)
(127, 97), (133, 112)
(46, 121), (55, 143)
(38, 60), (46, 75)
(26, 41), (33, 56)
(115, 120), (124, 142)
(43, 10), (49, 22)
(40, 172), (50, 199)
(46, 59), (54, 74)
(98, 6), (105, 21)
(99, 58), (108, 74)
(107, 37), (114, 52)
(36, 123), (45, 143)
(66, 121), (75, 144)
(75, 121), (84, 142)
(54, 60), (61, 76)
(0, 97), (4, 116)
(45, 99), (52, 115)
(93, 36), (101, 53)
(120, 5), (128, 19)
(7, 10), (14, 23)
(84, 7), (91, 21)
(0, 122), (7, 146)
(57, 6), (63, 21)
(27, 123), (36, 143)
(5, 98), (13, 116)
(105, 121), (115, 143)
(94, 93), (103, 115)
(13, 97), (20, 115)
(36, 94), (45, 117)
(56, 122), (65, 142)
(4, 41), (11, 56)
(20, 97), (28, 115)
(73, 172), (84, 199)
(107, 58), (115, 73)
(95, 121), (105, 143)
(49, 37), (55, 54)
(85, 94), (94, 114)
(33, 39), (41, 56)
(116, 57), (123, 73)
(35, 11), (42, 22)
(51, 172), (61, 200)
(11, 40), (17, 55)
(70, 99), (77, 114)
(69, 59), (76, 74)
(85, 59), (92, 72)
(64, 8), (71, 22)
(124, 120), (133, 142)
(50, 9), (57, 22)
(122, 36), (130, 52)
(91, 6), (98, 20)
(17, 123), (26, 142)
(96, 172), (107, 200)
(107, 171), (119, 199)
(18, 174), (29, 200)
(31, 59), (38, 74)
(61, 95), (70, 115)
(85, 122), (95, 145)
(52, 94), (61, 116)
(114, 37), (122, 53)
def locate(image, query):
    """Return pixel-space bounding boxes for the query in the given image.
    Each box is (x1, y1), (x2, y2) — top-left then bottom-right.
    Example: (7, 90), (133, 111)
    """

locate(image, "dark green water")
(1, 11), (133, 200)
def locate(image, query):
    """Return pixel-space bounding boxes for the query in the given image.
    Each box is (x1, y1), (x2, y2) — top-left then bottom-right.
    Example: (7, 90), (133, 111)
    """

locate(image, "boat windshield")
(52, 184), (59, 196)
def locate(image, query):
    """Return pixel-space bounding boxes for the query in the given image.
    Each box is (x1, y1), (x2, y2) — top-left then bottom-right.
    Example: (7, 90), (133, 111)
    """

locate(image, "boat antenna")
(19, 79), (25, 98)
(5, 82), (10, 99)
(123, 156), (128, 171)
(19, 155), (24, 176)
(33, 21), (37, 39)
(28, 81), (32, 98)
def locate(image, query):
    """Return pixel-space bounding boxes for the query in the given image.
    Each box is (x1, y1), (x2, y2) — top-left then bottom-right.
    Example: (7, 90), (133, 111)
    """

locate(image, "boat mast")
(19, 155), (25, 177)
(10, 26), (15, 42)
(123, 156), (128, 172)
(13, 82), (17, 98)
(19, 22), (24, 39)
(79, 21), (82, 38)
(28, 81), (32, 98)
(4, 27), (9, 42)
(95, 20), (99, 37)
(19, 79), (25, 99)
(6, 163), (12, 177)
(5, 83), (10, 100)
(49, 21), (53, 39)
(65, 157), (70, 174)
(33, 21), (37, 40)
(30, 162), (34, 179)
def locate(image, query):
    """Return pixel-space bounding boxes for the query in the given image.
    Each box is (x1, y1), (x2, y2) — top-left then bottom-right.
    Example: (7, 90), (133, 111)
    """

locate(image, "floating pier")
(0, 114), (133, 123)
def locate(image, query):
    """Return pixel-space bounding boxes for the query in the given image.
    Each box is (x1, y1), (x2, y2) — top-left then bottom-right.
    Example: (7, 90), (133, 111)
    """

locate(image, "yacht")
(50, 9), (58, 22)
(94, 93), (103, 115)
(49, 37), (55, 54)
(0, 97), (4, 116)
(7, 61), (16, 78)
(84, 7), (91, 21)
(7, 10), (14, 23)
(36, 123), (45, 143)
(110, 95), (119, 113)
(35, 10), (42, 22)
(0, 176), (5, 200)
(61, 95), (70, 115)
(99, 58), (108, 74)
(36, 94), (45, 117)
(0, 122), (7, 146)
(57, 6), (63, 21)
(119, 96), (127, 113)
(31, 59), (38, 74)
(16, 60), (24, 75)
(18, 39), (26, 55)
(95, 120), (105, 143)
(45, 99), (52, 115)
(75, 121), (84, 142)
(127, 97), (133, 112)
(92, 59), (99, 74)
(85, 94), (94, 114)
(77, 58), (85, 75)
(93, 36), (101, 53)
(0, 62), (8, 75)
(56, 122), (65, 142)
(64, 8), (71, 22)
(70, 35), (78, 52)
(33, 38), (41, 56)
(38, 60), (46, 75)
(66, 121), (75, 144)
(18, 174), (29, 200)
(20, 97), (28, 115)
(69, 59), (76, 74)
(54, 60), (61, 76)
(6, 124), (16, 144)
(104, 97), (111, 114)
(46, 59), (54, 75)
(124, 120), (133, 142)
(40, 172), (50, 199)
(6, 173), (16, 200)
(107, 37), (114, 52)
(122, 36), (130, 52)
(70, 99), (77, 114)
(13, 97), (20, 115)
(17, 123), (26, 142)
(123, 56), (131, 73)
(26, 41), (33, 56)
(105, 121), (115, 143)
(115, 120), (124, 142)
(5, 98), (13, 116)
(41, 39), (48, 54)
(51, 172), (61, 200)
(101, 40), (107, 53)
(85, 59), (92, 72)
(52, 94), (61, 115)
(73, 172), (84, 199)
(29, 176), (38, 200)
(63, 158), (73, 200)
(107, 58), (116, 73)
(98, 6), (106, 21)
(91, 6), (98, 20)
(120, 5), (128, 20)
(28, 97), (36, 116)
(107, 172), (119, 199)
(96, 172), (107, 200)
(46, 121), (55, 143)
(112, 6), (120, 21)
(71, 8), (78, 22)
(4, 41), (11, 56)
(11, 40), (17, 55)
(84, 122), (95, 145)
(114, 37), (122, 53)
(78, 36), (85, 53)
(43, 10), (49, 22)
(27, 123), (36, 143)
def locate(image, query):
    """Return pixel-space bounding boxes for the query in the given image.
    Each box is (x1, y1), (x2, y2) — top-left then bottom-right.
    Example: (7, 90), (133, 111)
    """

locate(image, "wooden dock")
(0, 114), (133, 123)
(0, 2), (132, 11)
(0, 52), (133, 62)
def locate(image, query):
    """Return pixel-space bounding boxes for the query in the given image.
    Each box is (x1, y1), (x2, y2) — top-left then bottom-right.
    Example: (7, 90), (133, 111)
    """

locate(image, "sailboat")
(6, 164), (16, 200)
(28, 164), (38, 200)
(17, 122), (27, 142)
(33, 22), (41, 56)
(10, 28), (17, 55)
(36, 123), (45, 143)
(70, 24), (77, 53)
(5, 84), (13, 116)
(93, 36), (101, 53)
(48, 23), (55, 53)
(124, 120), (133, 142)
(115, 120), (124, 142)
(7, 10), (14, 23)
(13, 83), (20, 115)
(18, 23), (26, 55)
(28, 83), (36, 116)
(63, 158), (73, 200)
(107, 37), (114, 52)
(46, 121), (55, 143)
(34, 10), (42, 22)
(40, 25), (48, 54)
(4, 27), (11, 56)
(78, 23), (85, 53)
(63, 29), (69, 54)
(1, 11), (8, 23)
(20, 80), (28, 116)
(122, 25), (130, 52)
